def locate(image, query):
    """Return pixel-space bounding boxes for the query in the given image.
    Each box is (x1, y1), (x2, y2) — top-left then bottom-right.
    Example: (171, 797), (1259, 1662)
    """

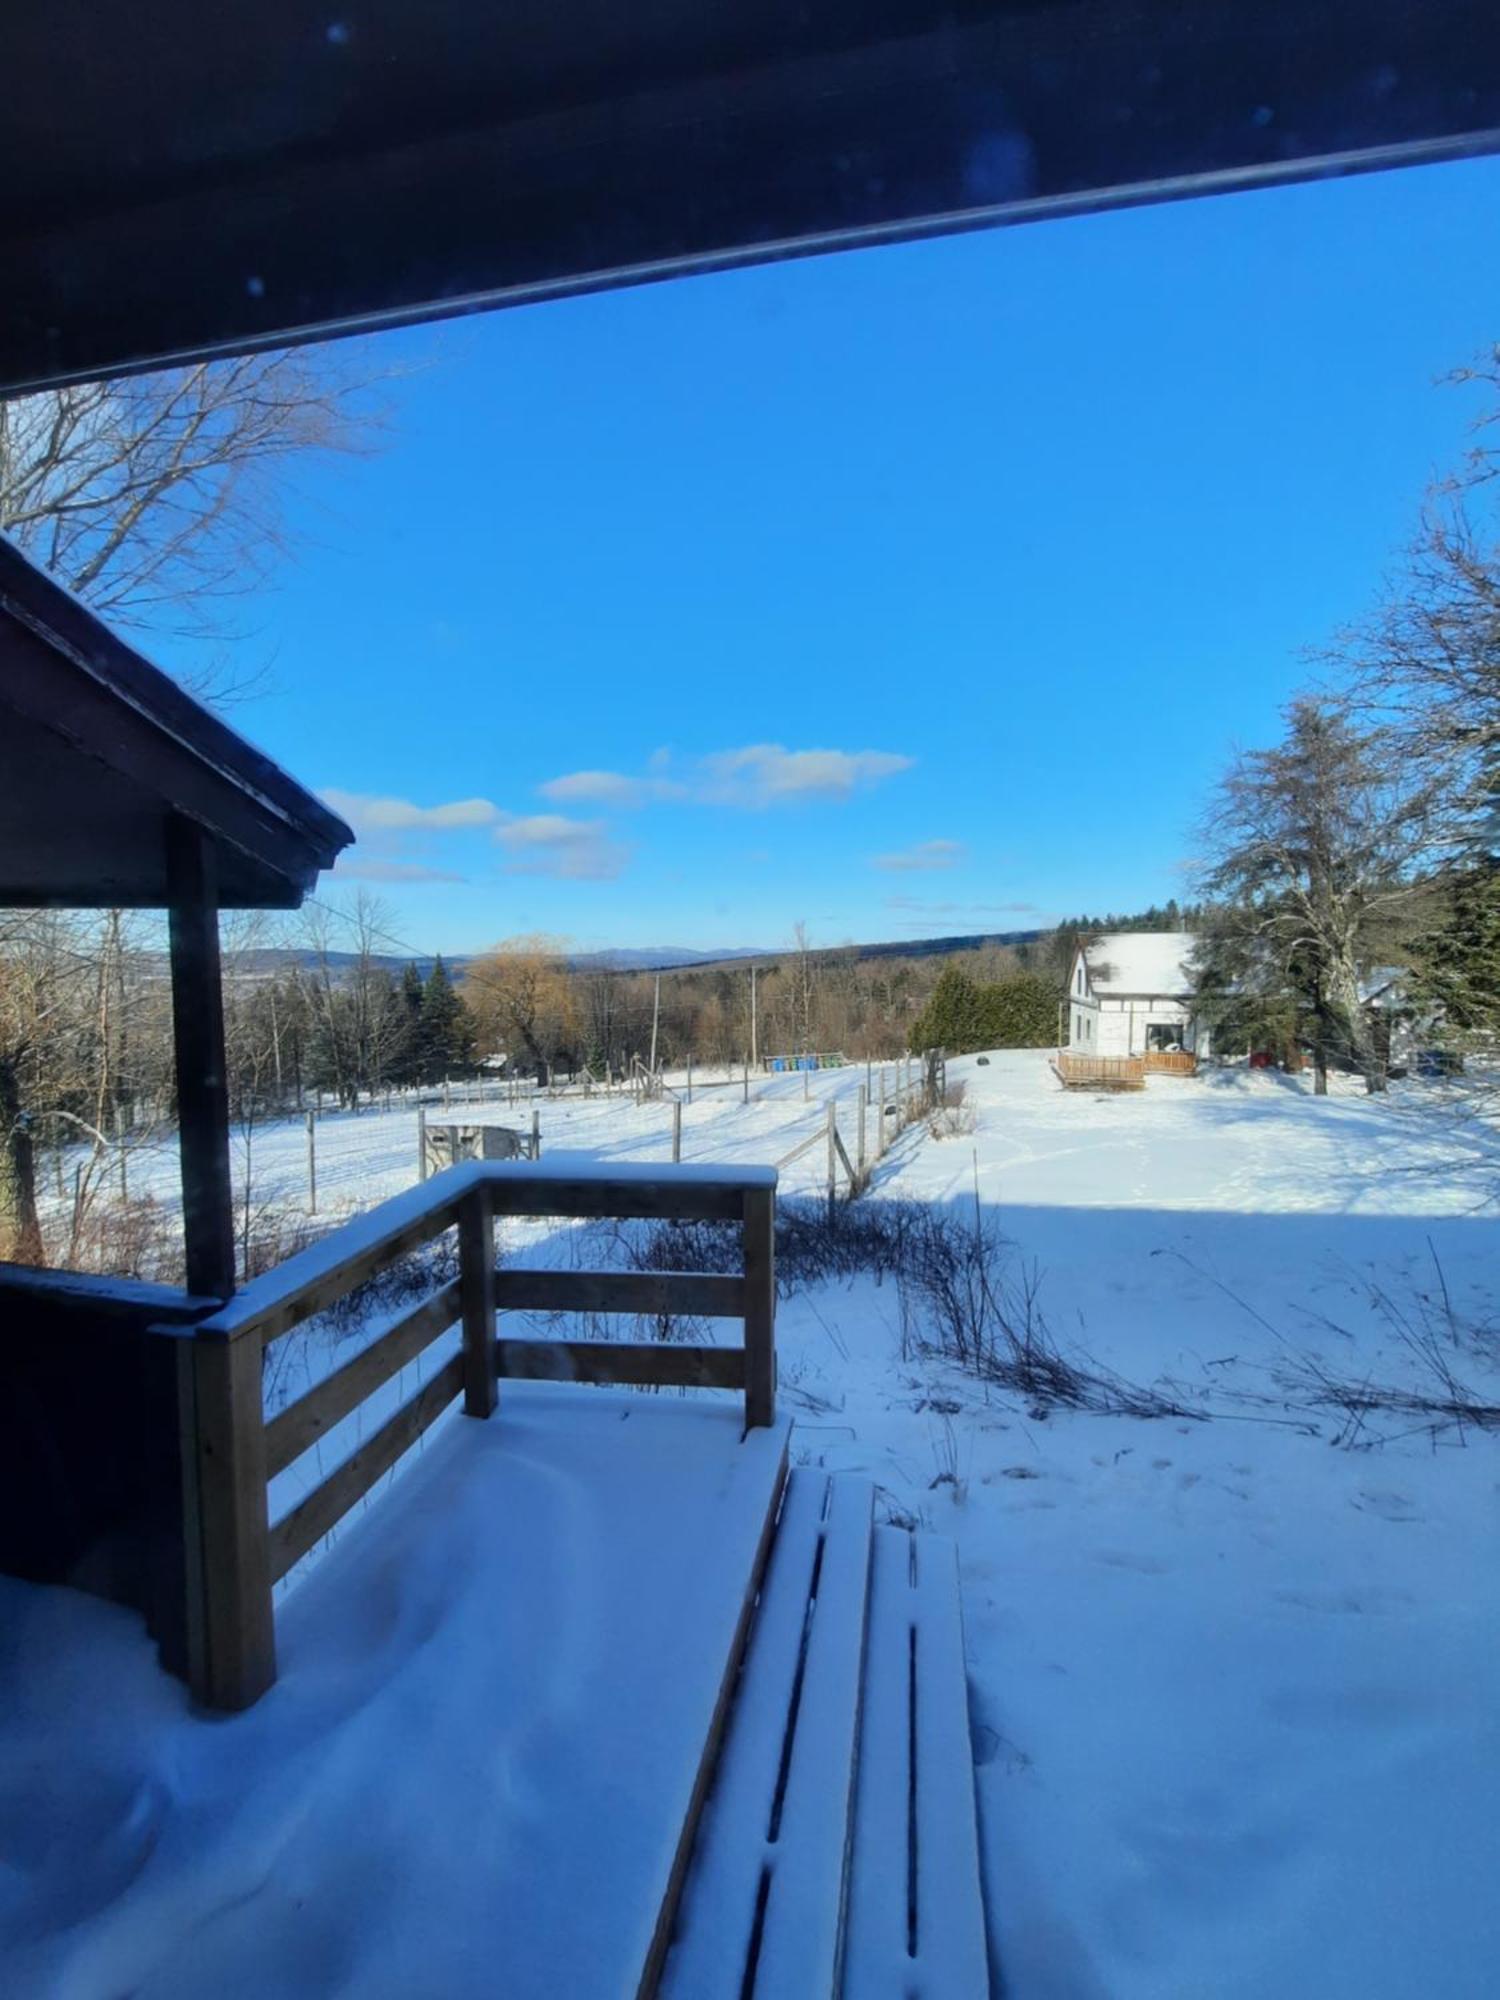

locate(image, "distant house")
(1066, 932), (1207, 1058)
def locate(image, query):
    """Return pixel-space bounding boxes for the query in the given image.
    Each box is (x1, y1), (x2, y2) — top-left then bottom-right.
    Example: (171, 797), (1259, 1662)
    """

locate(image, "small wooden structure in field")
(418, 1109), (540, 1178)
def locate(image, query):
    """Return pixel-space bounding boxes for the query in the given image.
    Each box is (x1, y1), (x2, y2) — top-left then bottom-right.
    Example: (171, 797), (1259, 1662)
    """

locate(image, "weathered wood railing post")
(672, 1098), (683, 1163)
(825, 1100), (837, 1223)
(741, 1185), (775, 1429)
(856, 1085), (867, 1179)
(188, 1326), (275, 1709)
(459, 1186), (497, 1419)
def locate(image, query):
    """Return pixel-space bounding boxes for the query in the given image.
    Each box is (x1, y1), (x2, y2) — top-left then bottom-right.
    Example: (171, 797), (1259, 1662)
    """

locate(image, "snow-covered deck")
(0, 1386), (790, 1998)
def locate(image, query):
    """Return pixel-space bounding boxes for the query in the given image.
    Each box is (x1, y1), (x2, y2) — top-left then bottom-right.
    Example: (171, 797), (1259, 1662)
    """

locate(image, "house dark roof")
(2, 0), (1497, 393)
(0, 535), (353, 908)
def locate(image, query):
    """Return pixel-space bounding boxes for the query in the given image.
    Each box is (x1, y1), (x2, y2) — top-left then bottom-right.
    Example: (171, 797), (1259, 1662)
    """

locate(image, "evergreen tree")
(417, 956), (474, 1082)
(391, 962), (425, 1085)
(1195, 700), (1428, 1092)
(1408, 867), (1500, 1030)
(908, 966), (985, 1053)
(976, 972), (1060, 1048)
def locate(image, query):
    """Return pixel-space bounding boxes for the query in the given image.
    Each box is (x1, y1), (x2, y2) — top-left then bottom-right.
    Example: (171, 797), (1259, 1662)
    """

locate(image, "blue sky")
(161, 155), (1500, 957)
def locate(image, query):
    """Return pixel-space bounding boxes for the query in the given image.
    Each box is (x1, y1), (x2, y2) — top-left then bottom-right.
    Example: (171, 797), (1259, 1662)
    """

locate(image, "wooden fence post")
(741, 1186), (776, 1429)
(877, 1069), (887, 1156)
(686, 1056), (693, 1104)
(857, 1085), (867, 1177)
(672, 1098), (683, 1163)
(306, 1109), (317, 1213)
(826, 1100), (837, 1222)
(417, 1102), (428, 1181)
(531, 1106), (541, 1159)
(459, 1187), (498, 1419)
(188, 1329), (275, 1709)
(743, 1058), (750, 1105)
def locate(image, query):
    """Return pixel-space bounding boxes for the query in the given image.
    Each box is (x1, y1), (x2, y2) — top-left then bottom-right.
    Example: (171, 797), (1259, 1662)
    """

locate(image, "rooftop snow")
(1081, 931), (1198, 997)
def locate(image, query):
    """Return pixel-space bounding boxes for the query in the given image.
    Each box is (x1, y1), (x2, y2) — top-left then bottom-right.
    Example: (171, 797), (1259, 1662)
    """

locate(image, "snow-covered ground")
(95, 1061), (904, 1229)
(783, 1053), (1499, 1998)
(4, 1051), (1497, 1996)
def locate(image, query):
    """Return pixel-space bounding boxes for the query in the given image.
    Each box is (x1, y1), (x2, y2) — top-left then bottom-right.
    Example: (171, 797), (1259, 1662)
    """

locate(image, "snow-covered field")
(4, 1051), (1497, 1997)
(788, 1053), (1499, 1999)
(104, 1061), (904, 1227)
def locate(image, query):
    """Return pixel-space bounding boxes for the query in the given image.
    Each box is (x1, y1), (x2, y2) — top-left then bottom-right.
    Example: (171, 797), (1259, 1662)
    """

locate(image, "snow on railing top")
(196, 1157), (777, 1342)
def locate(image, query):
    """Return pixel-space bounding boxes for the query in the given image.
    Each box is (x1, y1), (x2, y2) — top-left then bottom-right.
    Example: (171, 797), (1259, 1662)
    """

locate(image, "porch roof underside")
(0, 536), (352, 909)
(3, 0), (1499, 394)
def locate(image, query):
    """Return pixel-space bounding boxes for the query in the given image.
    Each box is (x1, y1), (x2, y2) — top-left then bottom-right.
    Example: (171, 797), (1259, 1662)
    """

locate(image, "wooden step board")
(661, 1468), (874, 1999)
(841, 1526), (991, 1998)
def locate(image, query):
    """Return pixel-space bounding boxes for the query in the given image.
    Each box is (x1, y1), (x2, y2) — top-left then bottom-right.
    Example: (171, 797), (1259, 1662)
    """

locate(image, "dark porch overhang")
(0, 535), (353, 909)
(2, 0), (1498, 395)
(0, 533), (353, 1298)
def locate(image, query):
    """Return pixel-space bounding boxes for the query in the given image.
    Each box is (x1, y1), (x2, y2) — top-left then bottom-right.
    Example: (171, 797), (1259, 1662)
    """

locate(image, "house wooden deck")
(0, 1161), (991, 1996)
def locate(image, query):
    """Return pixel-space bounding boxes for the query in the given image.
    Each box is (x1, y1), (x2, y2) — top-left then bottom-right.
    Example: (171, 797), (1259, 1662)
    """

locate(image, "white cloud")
(872, 838), (965, 873)
(540, 744), (914, 812)
(884, 896), (1039, 916)
(332, 858), (466, 885)
(321, 789), (500, 833)
(698, 744), (913, 806)
(495, 814), (629, 881)
(537, 769), (684, 808)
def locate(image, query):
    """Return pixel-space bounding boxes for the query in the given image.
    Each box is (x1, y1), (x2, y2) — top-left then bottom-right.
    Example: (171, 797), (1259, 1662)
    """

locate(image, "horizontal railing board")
(198, 1164), (486, 1344)
(494, 1339), (744, 1390)
(479, 1159), (776, 1191)
(263, 1279), (463, 1479)
(198, 1160), (777, 1348)
(486, 1180), (748, 1222)
(493, 1270), (746, 1318)
(267, 1351), (464, 1581)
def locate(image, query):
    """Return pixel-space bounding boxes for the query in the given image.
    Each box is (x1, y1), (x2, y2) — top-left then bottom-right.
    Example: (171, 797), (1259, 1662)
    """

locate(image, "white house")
(1066, 932), (1207, 1058)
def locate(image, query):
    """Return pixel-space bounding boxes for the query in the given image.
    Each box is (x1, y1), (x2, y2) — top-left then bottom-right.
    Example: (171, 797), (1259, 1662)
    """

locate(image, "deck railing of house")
(1052, 1050), (1147, 1089)
(170, 1161), (777, 1710)
(1142, 1049), (1198, 1076)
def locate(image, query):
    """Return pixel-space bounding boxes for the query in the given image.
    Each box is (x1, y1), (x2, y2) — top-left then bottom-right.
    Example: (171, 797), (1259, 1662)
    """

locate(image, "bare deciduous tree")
(0, 349), (386, 662)
(1334, 351), (1500, 864)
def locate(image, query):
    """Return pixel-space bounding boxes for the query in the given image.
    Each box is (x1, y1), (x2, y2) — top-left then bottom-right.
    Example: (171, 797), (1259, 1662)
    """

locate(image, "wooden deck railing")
(1052, 1049), (1146, 1089)
(1142, 1049), (1198, 1076)
(171, 1161), (778, 1710)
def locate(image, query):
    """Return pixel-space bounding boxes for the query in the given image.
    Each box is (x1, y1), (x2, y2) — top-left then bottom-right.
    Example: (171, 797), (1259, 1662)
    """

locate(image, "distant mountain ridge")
(220, 929), (1047, 981)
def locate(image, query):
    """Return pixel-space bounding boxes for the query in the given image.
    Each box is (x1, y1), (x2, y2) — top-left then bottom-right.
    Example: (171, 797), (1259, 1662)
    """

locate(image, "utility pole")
(750, 964), (758, 1069)
(650, 972), (661, 1077)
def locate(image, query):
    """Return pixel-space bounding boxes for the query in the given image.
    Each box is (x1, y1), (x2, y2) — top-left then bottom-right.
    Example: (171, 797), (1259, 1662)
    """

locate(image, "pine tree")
(417, 956), (474, 1083)
(1196, 700), (1428, 1092)
(1408, 867), (1500, 1030)
(391, 962), (425, 1085)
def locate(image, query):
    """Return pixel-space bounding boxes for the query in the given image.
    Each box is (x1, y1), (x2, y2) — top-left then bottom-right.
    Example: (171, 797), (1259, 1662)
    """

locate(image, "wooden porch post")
(166, 815), (236, 1300)
(459, 1187), (498, 1419)
(741, 1186), (775, 1429)
(187, 1325), (276, 1708)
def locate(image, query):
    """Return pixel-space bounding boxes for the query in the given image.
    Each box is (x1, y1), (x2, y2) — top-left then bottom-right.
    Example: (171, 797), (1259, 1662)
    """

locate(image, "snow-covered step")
(841, 1526), (991, 1998)
(662, 1468), (874, 1999)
